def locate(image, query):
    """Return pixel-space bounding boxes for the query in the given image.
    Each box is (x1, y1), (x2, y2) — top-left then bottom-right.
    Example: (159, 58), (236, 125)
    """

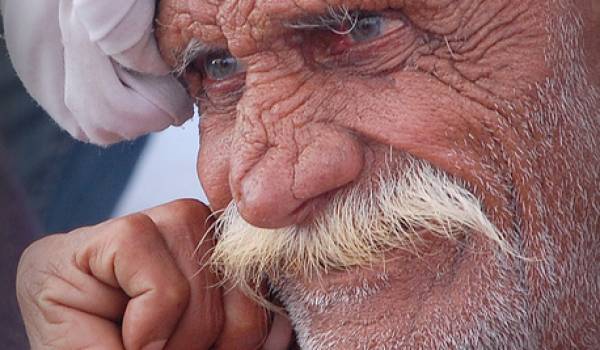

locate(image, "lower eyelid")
(200, 74), (246, 108)
(204, 72), (245, 89)
(204, 62), (246, 83)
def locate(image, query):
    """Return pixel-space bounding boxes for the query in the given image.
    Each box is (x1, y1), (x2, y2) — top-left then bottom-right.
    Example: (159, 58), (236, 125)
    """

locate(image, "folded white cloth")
(1, 0), (194, 145)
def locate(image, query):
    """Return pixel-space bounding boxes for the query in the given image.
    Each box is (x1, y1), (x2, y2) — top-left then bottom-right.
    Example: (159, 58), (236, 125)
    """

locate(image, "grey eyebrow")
(284, 5), (359, 35)
(172, 39), (217, 77)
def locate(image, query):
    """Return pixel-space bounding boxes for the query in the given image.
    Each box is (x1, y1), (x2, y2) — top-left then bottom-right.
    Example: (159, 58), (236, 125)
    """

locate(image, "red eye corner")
(326, 14), (406, 55)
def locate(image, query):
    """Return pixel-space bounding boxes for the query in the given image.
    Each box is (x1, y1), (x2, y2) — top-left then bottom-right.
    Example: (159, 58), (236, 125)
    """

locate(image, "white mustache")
(208, 159), (510, 303)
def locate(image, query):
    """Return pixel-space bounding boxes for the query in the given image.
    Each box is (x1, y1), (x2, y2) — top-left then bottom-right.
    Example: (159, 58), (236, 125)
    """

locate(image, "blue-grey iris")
(350, 16), (383, 42)
(205, 52), (240, 81)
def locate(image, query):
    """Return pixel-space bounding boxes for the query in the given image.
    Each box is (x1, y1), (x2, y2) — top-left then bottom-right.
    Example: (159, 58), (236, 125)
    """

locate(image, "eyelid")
(320, 14), (405, 55)
(286, 9), (401, 32)
(375, 15), (406, 36)
(350, 12), (406, 36)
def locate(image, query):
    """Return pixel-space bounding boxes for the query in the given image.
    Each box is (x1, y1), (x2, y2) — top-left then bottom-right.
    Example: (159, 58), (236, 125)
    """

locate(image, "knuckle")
(17, 255), (72, 326)
(35, 287), (65, 323)
(116, 213), (158, 234)
(164, 199), (212, 224)
(19, 234), (63, 265)
(110, 213), (160, 247)
(18, 242), (39, 272)
(17, 234), (66, 289)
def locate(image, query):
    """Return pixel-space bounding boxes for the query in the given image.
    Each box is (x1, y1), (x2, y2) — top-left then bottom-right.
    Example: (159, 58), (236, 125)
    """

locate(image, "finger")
(20, 234), (129, 322)
(32, 303), (125, 350)
(76, 213), (190, 350)
(213, 284), (270, 350)
(262, 313), (294, 350)
(17, 235), (127, 350)
(143, 200), (224, 350)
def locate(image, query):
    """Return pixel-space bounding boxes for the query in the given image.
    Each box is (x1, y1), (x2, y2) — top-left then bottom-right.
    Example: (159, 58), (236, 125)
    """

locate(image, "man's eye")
(203, 51), (241, 81)
(350, 16), (383, 42)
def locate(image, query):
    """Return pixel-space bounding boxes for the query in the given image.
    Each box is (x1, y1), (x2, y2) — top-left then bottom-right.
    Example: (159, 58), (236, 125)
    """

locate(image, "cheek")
(330, 73), (517, 231)
(197, 119), (235, 210)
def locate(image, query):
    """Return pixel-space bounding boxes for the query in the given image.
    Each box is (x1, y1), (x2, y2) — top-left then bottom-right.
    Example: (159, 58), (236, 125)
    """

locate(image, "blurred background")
(112, 114), (207, 218)
(0, 23), (207, 234)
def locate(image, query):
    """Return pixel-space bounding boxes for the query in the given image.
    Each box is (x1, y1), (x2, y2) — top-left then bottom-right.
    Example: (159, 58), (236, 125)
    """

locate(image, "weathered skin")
(13, 0), (599, 349)
(154, 0), (600, 348)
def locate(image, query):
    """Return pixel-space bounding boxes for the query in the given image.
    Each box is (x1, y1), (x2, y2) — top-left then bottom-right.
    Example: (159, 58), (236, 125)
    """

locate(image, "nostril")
(238, 183), (339, 229)
(288, 191), (335, 225)
(237, 186), (305, 228)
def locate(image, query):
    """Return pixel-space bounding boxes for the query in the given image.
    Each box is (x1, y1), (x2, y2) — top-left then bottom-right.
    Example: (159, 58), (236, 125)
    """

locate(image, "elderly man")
(8, 0), (599, 348)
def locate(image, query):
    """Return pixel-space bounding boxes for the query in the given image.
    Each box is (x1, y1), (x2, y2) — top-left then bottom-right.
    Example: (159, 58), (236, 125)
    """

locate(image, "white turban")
(1, 0), (194, 145)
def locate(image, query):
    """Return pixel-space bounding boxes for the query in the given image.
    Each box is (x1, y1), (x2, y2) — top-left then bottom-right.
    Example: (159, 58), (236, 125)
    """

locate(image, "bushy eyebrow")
(284, 5), (359, 35)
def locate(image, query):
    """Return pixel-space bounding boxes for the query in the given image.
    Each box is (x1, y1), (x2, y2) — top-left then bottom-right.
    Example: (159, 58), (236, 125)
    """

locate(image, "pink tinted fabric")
(1, 0), (194, 145)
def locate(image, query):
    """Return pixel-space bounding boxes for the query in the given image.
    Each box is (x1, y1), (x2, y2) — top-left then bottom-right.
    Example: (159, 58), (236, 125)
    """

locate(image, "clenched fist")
(16, 199), (292, 349)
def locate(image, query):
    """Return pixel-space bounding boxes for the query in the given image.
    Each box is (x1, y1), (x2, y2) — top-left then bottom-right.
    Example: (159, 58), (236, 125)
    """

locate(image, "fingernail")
(142, 339), (167, 350)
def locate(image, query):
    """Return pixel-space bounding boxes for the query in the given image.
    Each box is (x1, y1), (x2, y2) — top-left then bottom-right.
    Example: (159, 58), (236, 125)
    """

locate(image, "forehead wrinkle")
(289, 0), (395, 14)
(213, 0), (394, 53)
(155, 0), (230, 69)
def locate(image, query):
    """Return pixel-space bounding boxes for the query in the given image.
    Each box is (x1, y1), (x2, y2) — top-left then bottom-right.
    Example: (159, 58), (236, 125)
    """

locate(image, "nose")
(229, 122), (364, 229)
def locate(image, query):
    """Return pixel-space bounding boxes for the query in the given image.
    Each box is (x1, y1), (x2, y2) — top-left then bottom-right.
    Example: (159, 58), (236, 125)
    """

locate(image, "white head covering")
(1, 0), (194, 145)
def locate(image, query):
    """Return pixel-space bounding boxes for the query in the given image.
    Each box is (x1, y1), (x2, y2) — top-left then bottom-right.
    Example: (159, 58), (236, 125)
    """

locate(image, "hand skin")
(16, 199), (291, 350)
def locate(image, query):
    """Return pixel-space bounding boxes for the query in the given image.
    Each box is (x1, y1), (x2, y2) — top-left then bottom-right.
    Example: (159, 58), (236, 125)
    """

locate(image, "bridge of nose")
(228, 74), (365, 229)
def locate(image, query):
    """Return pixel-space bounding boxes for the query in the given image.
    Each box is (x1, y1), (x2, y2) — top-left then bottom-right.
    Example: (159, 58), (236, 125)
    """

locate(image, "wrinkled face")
(156, 0), (600, 348)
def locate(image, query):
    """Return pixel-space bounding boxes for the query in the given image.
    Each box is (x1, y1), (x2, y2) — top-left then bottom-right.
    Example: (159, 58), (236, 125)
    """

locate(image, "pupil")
(351, 16), (382, 42)
(205, 53), (238, 80)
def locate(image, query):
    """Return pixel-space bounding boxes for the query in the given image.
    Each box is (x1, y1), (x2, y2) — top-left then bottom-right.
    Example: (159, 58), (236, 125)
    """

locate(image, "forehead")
(156, 1), (391, 44)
